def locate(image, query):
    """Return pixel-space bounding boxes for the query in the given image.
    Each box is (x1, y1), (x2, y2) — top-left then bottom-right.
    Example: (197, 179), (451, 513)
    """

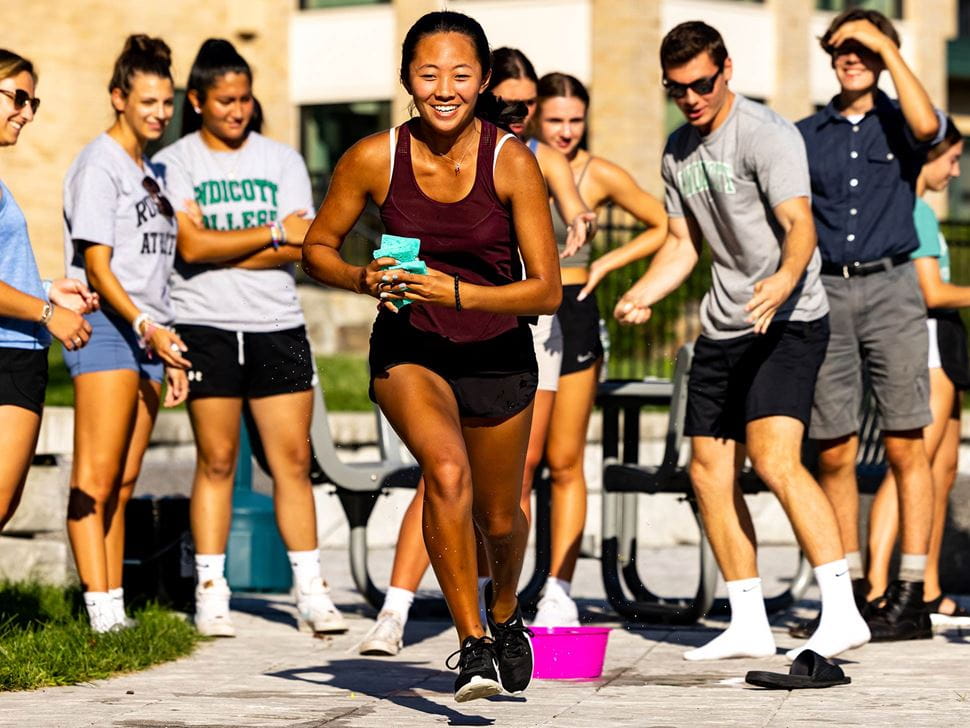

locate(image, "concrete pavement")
(1, 544), (968, 727)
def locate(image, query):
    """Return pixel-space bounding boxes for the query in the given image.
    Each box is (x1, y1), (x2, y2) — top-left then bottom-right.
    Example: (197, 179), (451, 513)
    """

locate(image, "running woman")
(303, 11), (561, 701)
(864, 118), (970, 628)
(152, 39), (346, 638)
(355, 47), (594, 657)
(63, 35), (189, 633)
(529, 72), (667, 626)
(0, 49), (97, 530)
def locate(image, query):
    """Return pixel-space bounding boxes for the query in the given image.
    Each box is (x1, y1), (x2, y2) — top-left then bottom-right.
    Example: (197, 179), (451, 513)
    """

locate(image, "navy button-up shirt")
(797, 91), (926, 265)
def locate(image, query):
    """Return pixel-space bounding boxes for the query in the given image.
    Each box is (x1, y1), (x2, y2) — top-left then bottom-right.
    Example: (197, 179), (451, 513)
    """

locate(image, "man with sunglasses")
(616, 21), (869, 662)
(795, 9), (945, 643)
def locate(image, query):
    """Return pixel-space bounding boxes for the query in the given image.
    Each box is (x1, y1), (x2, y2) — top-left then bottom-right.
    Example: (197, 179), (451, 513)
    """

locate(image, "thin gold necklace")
(431, 130), (477, 176)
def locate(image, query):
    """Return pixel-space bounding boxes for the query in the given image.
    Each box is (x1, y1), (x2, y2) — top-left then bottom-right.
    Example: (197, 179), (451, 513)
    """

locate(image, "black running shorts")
(368, 310), (538, 420)
(0, 347), (48, 415)
(175, 324), (314, 400)
(685, 316), (830, 443)
(558, 284), (604, 375)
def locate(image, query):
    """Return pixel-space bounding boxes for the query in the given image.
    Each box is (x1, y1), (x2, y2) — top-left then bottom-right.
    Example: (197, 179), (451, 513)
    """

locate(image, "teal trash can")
(226, 417), (292, 592)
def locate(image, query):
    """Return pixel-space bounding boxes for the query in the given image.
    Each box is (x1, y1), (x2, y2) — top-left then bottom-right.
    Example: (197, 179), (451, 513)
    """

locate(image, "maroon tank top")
(379, 119), (522, 343)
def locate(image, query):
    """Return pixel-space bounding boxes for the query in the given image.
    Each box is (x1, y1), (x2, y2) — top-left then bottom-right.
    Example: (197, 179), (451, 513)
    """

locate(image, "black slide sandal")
(745, 650), (851, 690)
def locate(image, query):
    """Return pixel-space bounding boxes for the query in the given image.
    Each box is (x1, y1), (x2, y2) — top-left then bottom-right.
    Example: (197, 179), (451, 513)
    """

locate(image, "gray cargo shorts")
(810, 261), (931, 440)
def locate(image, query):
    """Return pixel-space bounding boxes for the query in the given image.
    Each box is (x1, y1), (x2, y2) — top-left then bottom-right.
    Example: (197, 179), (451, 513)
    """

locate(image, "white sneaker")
(531, 590), (580, 627)
(296, 577), (348, 634)
(358, 610), (405, 655)
(194, 578), (236, 637)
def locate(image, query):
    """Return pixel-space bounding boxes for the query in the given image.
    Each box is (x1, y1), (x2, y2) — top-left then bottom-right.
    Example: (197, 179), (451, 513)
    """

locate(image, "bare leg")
(387, 480), (432, 592)
(866, 472), (898, 599)
(0, 406), (41, 530)
(67, 370), (140, 593)
(105, 379), (161, 590)
(374, 365), (486, 642)
(867, 367), (954, 598)
(683, 435), (776, 660)
(519, 388), (556, 523)
(463, 407), (534, 624)
(543, 365), (597, 582)
(186, 397), (243, 555)
(817, 434), (861, 554)
(747, 417), (844, 566)
(249, 390), (317, 552)
(883, 429), (933, 558)
(924, 387), (960, 603)
(689, 436), (755, 580)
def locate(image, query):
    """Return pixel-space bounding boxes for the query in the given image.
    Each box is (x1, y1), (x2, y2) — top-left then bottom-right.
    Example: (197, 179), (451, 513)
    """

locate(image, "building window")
(301, 101), (391, 263)
(949, 137), (970, 221)
(300, 0), (389, 8)
(816, 0), (901, 17)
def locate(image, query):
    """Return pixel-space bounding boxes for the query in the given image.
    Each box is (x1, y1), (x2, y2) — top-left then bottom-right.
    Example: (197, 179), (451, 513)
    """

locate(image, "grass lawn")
(0, 581), (203, 692)
(45, 346), (372, 412)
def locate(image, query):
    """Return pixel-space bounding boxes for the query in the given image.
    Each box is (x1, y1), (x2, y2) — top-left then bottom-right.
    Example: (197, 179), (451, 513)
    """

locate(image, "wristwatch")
(39, 302), (54, 325)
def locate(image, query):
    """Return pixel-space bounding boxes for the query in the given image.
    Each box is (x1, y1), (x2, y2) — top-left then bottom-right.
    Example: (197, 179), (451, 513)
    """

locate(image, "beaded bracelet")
(454, 274), (462, 312)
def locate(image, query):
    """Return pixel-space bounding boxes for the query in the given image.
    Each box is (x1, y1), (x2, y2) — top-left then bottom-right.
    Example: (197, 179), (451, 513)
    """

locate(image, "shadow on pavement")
(267, 659), (496, 726)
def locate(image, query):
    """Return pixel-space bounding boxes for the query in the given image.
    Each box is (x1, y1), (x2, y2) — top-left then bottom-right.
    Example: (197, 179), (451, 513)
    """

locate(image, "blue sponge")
(373, 234), (424, 307)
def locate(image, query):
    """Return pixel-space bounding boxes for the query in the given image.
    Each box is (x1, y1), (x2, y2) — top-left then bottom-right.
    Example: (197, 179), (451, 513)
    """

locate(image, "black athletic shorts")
(368, 310), (538, 420)
(175, 324), (314, 400)
(684, 316), (830, 443)
(0, 347), (48, 415)
(558, 284), (604, 375)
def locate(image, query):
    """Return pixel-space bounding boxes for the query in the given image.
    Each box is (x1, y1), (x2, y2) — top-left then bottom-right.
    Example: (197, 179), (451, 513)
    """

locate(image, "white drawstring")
(236, 331), (245, 366)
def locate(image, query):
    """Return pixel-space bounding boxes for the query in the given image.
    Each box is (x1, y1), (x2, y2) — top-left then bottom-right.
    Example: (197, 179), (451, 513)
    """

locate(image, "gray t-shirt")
(152, 132), (311, 332)
(63, 133), (177, 323)
(663, 95), (828, 340)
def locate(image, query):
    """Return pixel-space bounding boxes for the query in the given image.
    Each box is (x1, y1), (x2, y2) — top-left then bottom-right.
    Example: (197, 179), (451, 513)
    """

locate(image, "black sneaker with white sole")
(446, 635), (502, 703)
(484, 581), (534, 694)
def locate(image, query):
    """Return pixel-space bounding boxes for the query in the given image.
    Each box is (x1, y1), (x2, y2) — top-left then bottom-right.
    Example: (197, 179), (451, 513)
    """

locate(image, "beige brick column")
(768, 0), (814, 122)
(904, 0), (957, 216)
(589, 0), (665, 201)
(391, 0), (440, 125)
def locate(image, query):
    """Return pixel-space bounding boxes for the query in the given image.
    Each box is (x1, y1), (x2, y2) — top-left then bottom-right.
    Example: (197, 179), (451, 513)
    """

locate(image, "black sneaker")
(446, 636), (502, 703)
(866, 580), (932, 642)
(484, 581), (534, 694)
(788, 577), (872, 639)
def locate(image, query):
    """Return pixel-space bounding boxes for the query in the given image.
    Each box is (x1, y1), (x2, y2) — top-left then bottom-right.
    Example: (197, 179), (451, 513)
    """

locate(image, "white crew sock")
(108, 587), (125, 621)
(382, 586), (415, 626)
(899, 553), (928, 583)
(195, 553), (226, 586)
(83, 591), (112, 627)
(288, 549), (322, 593)
(683, 577), (775, 661)
(543, 577), (572, 598)
(787, 559), (870, 660)
(844, 550), (865, 580)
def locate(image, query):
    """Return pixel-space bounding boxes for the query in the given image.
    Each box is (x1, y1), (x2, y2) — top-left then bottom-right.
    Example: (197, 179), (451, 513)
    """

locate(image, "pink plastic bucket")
(530, 626), (611, 679)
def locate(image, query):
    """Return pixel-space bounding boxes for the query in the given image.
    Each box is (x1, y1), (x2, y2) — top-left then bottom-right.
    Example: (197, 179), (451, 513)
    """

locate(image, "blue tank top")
(0, 179), (49, 349)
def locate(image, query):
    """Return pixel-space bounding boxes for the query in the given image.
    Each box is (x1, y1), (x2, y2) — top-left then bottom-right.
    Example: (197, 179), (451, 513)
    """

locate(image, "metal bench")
(598, 343), (888, 624)
(243, 380), (448, 614)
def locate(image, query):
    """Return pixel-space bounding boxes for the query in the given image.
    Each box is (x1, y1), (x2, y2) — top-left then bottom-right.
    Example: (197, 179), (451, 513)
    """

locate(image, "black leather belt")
(820, 252), (911, 278)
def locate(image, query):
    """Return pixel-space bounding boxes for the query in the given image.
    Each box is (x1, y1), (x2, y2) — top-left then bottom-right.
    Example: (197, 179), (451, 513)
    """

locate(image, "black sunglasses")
(662, 68), (722, 99)
(0, 88), (40, 114)
(142, 176), (174, 218)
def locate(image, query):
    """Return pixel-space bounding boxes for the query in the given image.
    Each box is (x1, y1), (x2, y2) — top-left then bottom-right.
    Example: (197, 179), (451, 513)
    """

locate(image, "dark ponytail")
(180, 38), (262, 136)
(108, 34), (172, 98)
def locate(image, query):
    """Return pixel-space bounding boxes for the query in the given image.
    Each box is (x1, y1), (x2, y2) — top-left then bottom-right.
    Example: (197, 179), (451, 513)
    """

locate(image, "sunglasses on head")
(0, 88), (40, 114)
(662, 68), (722, 99)
(142, 176), (174, 218)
